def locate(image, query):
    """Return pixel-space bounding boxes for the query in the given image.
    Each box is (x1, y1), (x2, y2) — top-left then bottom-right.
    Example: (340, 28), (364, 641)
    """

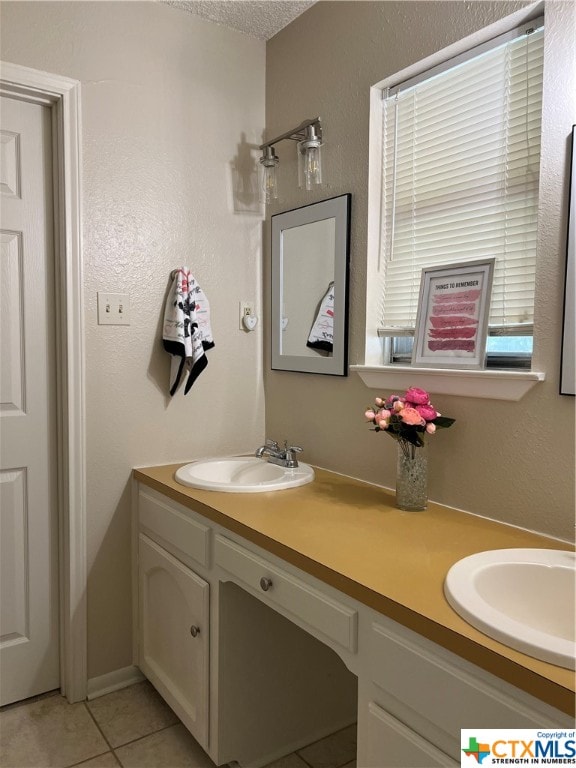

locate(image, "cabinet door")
(359, 702), (457, 768)
(139, 534), (209, 748)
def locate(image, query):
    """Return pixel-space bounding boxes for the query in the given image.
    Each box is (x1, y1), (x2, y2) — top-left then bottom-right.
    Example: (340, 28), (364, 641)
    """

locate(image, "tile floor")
(0, 681), (357, 768)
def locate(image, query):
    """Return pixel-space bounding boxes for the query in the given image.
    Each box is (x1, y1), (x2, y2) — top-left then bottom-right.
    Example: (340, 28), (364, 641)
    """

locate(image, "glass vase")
(396, 440), (427, 511)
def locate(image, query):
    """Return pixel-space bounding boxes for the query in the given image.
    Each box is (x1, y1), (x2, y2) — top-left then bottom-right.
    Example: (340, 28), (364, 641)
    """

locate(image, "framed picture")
(560, 125), (575, 396)
(412, 258), (495, 369)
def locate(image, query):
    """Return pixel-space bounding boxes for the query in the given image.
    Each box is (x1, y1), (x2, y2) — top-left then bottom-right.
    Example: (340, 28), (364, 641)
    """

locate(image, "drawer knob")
(190, 625), (200, 638)
(260, 577), (273, 592)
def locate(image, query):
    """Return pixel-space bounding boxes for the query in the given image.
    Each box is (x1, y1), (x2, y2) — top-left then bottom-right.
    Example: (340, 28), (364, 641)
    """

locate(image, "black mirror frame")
(271, 193), (351, 376)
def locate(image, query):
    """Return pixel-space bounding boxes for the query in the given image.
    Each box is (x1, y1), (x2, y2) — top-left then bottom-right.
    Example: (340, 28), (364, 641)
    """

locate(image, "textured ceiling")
(164, 0), (316, 41)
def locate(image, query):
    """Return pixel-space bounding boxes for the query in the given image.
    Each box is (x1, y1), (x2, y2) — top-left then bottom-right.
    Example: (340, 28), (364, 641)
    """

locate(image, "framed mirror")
(271, 194), (351, 375)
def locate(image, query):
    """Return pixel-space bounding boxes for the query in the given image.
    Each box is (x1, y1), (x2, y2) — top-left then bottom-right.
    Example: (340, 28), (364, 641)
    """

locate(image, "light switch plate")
(98, 292), (131, 325)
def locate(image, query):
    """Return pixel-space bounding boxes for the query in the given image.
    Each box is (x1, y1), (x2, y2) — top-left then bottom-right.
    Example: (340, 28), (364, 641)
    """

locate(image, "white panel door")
(0, 95), (59, 705)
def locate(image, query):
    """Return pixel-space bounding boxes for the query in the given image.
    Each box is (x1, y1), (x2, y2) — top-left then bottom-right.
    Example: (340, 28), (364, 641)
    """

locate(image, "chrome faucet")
(255, 439), (303, 468)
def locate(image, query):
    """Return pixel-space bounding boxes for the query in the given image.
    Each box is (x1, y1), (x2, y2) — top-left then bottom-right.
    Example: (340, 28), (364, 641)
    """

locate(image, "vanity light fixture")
(259, 117), (323, 203)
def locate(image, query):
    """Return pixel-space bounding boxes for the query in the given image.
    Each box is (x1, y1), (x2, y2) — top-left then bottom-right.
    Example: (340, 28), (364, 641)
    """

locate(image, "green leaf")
(401, 430), (425, 447)
(433, 416), (456, 429)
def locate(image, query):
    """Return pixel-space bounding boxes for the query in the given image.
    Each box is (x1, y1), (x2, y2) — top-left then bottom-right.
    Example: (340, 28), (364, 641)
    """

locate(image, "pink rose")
(426, 423), (436, 435)
(374, 397), (384, 406)
(385, 394), (404, 409)
(365, 410), (376, 421)
(393, 400), (405, 413)
(378, 409), (391, 420)
(378, 419), (389, 430)
(400, 407), (425, 426)
(405, 387), (430, 405)
(415, 404), (437, 421)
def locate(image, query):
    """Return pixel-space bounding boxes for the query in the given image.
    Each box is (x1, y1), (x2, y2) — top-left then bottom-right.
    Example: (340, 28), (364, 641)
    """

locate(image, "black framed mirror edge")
(271, 193), (351, 376)
(270, 192), (352, 228)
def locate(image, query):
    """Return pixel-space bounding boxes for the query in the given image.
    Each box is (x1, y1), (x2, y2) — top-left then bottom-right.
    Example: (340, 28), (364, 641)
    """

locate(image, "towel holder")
(170, 269), (180, 279)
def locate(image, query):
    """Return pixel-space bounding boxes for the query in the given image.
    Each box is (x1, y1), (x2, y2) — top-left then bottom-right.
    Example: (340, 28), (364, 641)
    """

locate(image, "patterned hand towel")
(307, 282), (334, 353)
(163, 267), (215, 395)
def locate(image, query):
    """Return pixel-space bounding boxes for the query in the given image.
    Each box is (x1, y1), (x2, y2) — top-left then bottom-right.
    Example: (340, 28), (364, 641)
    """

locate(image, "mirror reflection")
(281, 218), (335, 358)
(271, 194), (351, 376)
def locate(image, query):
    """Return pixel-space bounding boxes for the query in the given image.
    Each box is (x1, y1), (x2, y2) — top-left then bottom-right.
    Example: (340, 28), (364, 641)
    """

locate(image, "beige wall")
(1, 1), (266, 678)
(264, 1), (575, 541)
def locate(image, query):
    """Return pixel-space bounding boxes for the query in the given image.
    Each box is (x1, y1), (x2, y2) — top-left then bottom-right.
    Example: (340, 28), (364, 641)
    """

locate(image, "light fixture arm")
(259, 117), (322, 151)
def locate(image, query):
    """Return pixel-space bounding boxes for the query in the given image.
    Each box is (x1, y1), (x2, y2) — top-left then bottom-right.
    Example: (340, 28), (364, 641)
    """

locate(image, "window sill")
(350, 365), (545, 401)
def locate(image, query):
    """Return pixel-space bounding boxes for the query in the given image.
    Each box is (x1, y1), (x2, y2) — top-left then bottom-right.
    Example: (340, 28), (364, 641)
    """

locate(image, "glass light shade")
(259, 149), (279, 204)
(260, 164), (278, 203)
(298, 141), (322, 190)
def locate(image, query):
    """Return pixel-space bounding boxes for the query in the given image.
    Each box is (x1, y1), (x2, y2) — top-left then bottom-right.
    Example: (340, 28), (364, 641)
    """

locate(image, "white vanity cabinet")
(134, 483), (359, 767)
(356, 615), (573, 767)
(136, 487), (212, 751)
(133, 478), (574, 768)
(139, 534), (209, 748)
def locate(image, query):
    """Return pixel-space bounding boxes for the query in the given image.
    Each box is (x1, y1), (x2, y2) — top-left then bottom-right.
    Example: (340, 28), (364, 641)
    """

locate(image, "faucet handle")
(265, 438), (279, 450)
(283, 443), (302, 468)
(284, 442), (303, 453)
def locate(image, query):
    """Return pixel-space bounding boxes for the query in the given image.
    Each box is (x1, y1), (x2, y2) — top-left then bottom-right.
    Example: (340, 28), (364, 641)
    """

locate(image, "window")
(375, 20), (544, 369)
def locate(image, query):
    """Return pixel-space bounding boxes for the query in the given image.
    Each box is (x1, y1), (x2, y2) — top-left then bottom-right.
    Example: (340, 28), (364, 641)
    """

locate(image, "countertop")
(134, 463), (575, 716)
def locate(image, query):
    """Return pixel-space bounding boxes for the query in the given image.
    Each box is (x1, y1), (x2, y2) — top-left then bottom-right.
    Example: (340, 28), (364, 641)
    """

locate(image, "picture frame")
(560, 125), (575, 396)
(412, 258), (495, 369)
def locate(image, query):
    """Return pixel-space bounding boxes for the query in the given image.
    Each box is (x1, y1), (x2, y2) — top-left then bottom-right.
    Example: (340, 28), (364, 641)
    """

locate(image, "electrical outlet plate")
(239, 301), (255, 330)
(98, 292), (131, 325)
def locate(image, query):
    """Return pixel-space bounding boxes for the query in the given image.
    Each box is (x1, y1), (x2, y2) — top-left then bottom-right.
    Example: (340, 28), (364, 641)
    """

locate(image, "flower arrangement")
(365, 387), (455, 455)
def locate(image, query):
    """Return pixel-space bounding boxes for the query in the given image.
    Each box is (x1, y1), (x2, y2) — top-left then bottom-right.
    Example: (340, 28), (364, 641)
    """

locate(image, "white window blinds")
(380, 24), (544, 333)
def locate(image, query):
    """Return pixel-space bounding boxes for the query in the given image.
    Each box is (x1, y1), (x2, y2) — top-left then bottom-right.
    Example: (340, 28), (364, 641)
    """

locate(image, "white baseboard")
(86, 665), (145, 700)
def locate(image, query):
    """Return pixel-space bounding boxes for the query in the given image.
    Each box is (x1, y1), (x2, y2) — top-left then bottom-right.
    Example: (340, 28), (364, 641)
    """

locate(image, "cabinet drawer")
(360, 702), (456, 768)
(139, 489), (210, 568)
(215, 534), (357, 652)
(370, 621), (563, 739)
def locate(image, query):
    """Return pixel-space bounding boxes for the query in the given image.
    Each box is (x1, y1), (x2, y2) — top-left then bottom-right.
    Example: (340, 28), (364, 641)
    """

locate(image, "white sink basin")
(444, 549), (575, 669)
(175, 456), (315, 493)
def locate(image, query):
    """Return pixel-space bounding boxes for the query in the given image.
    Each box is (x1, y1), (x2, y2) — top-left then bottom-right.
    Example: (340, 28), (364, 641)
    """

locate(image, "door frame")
(0, 61), (87, 702)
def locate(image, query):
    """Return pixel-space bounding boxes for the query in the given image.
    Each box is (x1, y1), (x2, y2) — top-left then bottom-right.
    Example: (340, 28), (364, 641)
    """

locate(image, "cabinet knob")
(260, 577), (273, 592)
(190, 625), (200, 638)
